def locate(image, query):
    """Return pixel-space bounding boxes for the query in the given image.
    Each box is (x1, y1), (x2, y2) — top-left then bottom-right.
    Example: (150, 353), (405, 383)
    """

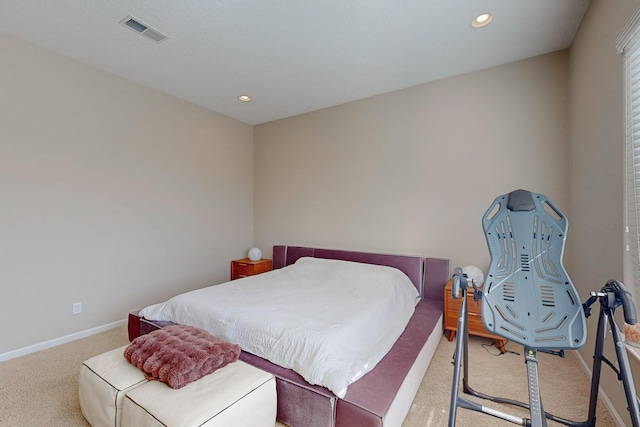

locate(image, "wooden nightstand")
(230, 258), (272, 280)
(444, 280), (506, 353)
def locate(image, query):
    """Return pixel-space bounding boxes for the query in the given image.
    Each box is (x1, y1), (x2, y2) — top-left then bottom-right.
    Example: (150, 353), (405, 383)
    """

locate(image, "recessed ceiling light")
(238, 95), (251, 102)
(471, 13), (493, 28)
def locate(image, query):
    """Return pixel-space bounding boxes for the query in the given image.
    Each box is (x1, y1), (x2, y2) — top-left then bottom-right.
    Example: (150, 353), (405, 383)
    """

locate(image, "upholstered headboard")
(272, 245), (449, 301)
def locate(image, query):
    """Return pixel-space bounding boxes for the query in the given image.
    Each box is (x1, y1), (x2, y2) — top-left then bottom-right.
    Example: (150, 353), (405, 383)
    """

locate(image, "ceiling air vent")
(119, 15), (167, 43)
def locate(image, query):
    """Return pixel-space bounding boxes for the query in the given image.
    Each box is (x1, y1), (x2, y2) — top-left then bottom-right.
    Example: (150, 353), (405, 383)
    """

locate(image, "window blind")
(620, 7), (640, 304)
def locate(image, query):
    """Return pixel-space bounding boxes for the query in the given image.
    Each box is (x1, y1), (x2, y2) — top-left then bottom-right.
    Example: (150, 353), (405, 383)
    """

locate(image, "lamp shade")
(248, 247), (262, 261)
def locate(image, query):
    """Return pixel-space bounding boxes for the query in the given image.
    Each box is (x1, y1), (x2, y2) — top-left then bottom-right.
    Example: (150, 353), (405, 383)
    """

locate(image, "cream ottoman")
(122, 360), (276, 427)
(79, 345), (148, 427)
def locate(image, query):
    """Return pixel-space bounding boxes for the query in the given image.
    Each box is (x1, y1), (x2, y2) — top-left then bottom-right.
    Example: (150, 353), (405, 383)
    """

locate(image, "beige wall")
(0, 33), (254, 354)
(254, 6), (640, 419)
(254, 51), (571, 272)
(4, 1), (639, 420)
(569, 0), (640, 424)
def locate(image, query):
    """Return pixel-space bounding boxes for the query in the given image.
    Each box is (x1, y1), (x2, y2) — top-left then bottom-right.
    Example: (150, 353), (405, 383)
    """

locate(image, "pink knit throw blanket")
(124, 325), (241, 389)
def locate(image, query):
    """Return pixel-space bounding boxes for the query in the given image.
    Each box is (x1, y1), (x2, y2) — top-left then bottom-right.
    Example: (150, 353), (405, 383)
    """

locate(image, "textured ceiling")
(0, 1), (590, 125)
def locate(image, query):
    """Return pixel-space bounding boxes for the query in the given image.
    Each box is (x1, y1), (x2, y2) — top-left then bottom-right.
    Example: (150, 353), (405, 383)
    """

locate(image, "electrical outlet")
(72, 302), (82, 315)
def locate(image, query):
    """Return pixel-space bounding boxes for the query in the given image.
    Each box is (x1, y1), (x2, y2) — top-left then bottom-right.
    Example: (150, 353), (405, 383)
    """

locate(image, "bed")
(127, 245), (449, 427)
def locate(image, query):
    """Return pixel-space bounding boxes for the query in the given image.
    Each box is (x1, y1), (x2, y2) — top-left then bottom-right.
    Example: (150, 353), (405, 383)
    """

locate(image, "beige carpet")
(0, 326), (617, 426)
(404, 335), (617, 427)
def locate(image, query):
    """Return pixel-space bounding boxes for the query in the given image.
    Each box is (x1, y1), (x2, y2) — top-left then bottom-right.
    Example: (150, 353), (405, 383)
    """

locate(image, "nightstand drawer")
(445, 301), (484, 328)
(233, 262), (257, 277)
(446, 295), (482, 315)
(443, 279), (506, 352)
(230, 258), (272, 280)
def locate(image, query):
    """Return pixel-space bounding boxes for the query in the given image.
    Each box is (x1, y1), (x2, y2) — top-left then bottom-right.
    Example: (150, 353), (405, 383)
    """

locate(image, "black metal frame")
(448, 274), (640, 427)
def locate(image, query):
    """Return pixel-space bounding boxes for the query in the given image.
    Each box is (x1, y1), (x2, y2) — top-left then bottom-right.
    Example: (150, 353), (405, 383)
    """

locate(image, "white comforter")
(139, 257), (419, 398)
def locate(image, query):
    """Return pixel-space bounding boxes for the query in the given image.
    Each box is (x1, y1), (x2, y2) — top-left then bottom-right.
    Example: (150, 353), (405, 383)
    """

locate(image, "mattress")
(139, 257), (420, 398)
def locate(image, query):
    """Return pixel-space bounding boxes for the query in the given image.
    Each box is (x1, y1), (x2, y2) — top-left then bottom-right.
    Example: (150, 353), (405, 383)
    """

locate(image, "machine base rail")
(448, 276), (640, 427)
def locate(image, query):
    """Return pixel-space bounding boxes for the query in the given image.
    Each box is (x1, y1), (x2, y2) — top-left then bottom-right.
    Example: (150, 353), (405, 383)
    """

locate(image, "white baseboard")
(573, 350), (627, 427)
(0, 319), (127, 363)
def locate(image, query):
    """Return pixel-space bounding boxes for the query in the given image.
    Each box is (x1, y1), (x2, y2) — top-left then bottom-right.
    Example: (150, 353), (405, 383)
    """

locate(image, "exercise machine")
(448, 189), (640, 427)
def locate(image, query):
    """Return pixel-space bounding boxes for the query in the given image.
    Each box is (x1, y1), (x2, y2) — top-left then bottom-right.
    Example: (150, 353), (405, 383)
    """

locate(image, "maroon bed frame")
(128, 245), (449, 427)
